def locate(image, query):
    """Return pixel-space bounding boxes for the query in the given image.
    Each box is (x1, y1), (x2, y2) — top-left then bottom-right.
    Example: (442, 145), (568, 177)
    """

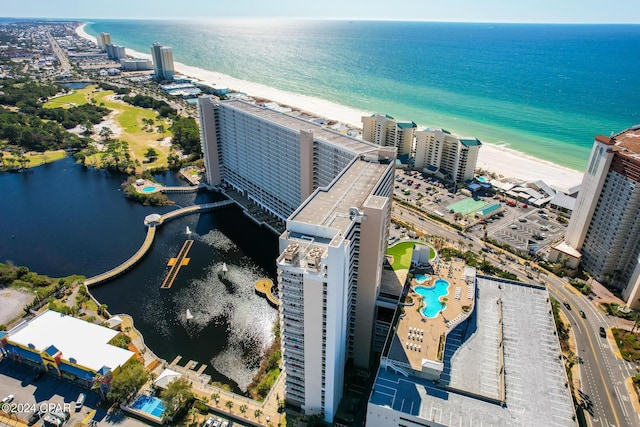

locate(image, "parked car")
(75, 393), (86, 411)
(599, 327), (607, 338)
(1, 395), (14, 403)
(510, 224), (518, 229)
(203, 417), (215, 427)
(28, 409), (44, 426)
(518, 218), (527, 222)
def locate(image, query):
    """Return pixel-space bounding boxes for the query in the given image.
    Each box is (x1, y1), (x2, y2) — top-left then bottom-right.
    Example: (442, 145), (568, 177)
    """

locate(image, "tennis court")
(447, 197), (489, 215)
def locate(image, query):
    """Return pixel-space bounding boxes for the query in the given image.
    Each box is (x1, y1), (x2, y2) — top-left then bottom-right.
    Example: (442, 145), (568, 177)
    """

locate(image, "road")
(46, 32), (71, 76)
(392, 200), (640, 427)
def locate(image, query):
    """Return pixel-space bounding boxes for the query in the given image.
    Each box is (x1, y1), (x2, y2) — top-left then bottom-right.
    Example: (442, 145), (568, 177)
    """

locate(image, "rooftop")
(290, 155), (391, 232)
(7, 310), (134, 372)
(220, 99), (378, 155)
(613, 125), (640, 159)
(370, 277), (575, 426)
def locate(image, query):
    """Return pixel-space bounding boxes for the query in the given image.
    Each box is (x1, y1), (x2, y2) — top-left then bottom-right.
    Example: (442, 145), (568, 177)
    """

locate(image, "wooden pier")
(160, 240), (194, 289)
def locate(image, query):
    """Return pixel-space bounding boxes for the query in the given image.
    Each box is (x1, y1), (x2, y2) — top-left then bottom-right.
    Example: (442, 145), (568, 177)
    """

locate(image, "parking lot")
(392, 171), (566, 256)
(0, 358), (147, 427)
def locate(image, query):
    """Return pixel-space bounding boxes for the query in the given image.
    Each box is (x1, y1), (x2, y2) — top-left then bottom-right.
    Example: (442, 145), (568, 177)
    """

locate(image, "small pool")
(415, 274), (431, 284)
(141, 186), (157, 193)
(130, 395), (165, 418)
(477, 176), (488, 183)
(415, 279), (450, 318)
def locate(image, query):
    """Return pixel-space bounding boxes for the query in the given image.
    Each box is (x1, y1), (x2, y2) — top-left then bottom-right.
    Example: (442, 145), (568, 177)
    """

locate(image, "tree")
(239, 404), (247, 416)
(254, 409), (262, 420)
(225, 400), (233, 413)
(106, 359), (149, 402)
(145, 147), (159, 161)
(99, 126), (113, 142)
(160, 377), (193, 416)
(211, 392), (220, 406)
(156, 124), (165, 137)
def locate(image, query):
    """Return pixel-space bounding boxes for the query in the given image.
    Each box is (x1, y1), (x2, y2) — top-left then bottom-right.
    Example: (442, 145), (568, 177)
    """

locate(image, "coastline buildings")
(414, 128), (482, 182)
(0, 310), (135, 393)
(362, 114), (416, 156)
(549, 126), (640, 309)
(198, 97), (396, 421)
(151, 42), (175, 82)
(105, 43), (126, 61)
(96, 32), (111, 51)
(120, 58), (153, 71)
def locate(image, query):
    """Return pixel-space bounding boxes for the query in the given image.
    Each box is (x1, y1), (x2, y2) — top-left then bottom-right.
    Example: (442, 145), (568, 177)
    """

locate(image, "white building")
(361, 114), (416, 156)
(151, 42), (174, 82)
(198, 97), (396, 422)
(414, 128), (481, 182)
(549, 126), (640, 308)
(120, 58), (153, 71)
(105, 44), (126, 61)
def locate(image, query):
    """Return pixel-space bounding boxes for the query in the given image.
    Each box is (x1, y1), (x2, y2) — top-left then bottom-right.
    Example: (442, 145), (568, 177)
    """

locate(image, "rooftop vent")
(284, 242), (299, 263)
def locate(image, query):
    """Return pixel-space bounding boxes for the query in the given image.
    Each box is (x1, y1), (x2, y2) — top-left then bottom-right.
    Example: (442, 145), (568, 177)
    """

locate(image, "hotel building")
(414, 128), (481, 182)
(0, 310), (135, 393)
(367, 276), (576, 426)
(361, 114), (416, 156)
(150, 42), (175, 82)
(549, 126), (640, 308)
(198, 98), (396, 421)
(96, 32), (111, 51)
(105, 44), (126, 61)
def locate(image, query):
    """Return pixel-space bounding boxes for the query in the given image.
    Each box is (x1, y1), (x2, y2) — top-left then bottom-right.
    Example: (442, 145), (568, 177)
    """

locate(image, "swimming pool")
(130, 395), (165, 418)
(141, 186), (157, 193)
(415, 279), (450, 318)
(415, 274), (431, 284)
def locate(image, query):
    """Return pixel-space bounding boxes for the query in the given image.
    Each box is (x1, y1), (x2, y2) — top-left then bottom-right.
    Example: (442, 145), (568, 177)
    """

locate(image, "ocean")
(84, 20), (640, 171)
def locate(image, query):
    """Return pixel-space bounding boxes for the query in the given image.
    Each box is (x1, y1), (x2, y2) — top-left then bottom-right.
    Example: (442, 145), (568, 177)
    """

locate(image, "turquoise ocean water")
(85, 20), (640, 171)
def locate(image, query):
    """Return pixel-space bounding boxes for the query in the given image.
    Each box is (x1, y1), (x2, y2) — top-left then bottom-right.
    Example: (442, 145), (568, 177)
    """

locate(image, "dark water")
(0, 157), (279, 392)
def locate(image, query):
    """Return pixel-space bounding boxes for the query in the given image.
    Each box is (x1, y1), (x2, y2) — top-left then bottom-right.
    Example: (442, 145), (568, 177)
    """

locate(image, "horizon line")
(2, 16), (640, 25)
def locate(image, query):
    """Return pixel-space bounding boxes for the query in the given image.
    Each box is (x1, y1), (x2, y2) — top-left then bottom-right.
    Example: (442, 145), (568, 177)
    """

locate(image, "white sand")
(76, 24), (584, 191)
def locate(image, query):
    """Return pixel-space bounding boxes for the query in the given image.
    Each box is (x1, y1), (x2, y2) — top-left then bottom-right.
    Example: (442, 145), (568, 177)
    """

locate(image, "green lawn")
(386, 241), (433, 270)
(44, 87), (94, 108)
(44, 85), (173, 170)
(1, 149), (66, 168)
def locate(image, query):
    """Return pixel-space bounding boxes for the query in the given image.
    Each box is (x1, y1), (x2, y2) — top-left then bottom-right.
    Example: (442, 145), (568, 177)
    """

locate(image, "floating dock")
(160, 240), (194, 289)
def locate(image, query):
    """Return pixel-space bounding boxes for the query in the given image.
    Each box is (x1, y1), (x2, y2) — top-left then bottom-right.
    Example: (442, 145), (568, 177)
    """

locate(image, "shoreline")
(76, 23), (584, 191)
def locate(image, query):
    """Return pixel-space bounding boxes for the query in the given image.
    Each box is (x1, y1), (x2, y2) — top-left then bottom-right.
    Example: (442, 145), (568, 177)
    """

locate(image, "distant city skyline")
(2, 0), (640, 24)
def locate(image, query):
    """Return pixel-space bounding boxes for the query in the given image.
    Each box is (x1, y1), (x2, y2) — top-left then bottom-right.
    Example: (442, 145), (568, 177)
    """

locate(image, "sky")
(2, 0), (639, 23)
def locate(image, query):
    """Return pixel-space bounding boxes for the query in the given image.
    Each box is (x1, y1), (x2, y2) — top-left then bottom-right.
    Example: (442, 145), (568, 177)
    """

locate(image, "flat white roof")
(9, 310), (134, 372)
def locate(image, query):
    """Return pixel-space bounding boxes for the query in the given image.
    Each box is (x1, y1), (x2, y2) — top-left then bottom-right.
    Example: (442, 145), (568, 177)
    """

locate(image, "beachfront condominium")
(96, 32), (112, 52)
(105, 44), (126, 61)
(151, 42), (175, 82)
(198, 97), (396, 421)
(361, 113), (416, 156)
(414, 128), (481, 182)
(549, 126), (640, 309)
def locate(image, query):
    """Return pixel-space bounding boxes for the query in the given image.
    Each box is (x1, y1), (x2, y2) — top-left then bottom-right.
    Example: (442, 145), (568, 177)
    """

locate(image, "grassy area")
(1, 149), (67, 168)
(44, 85), (174, 171)
(386, 241), (432, 270)
(613, 328), (640, 362)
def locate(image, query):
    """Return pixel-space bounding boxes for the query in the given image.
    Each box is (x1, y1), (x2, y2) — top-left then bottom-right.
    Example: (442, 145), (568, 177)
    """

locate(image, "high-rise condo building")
(549, 126), (640, 308)
(414, 128), (481, 182)
(96, 32), (112, 52)
(198, 98), (396, 421)
(361, 113), (416, 156)
(105, 44), (126, 61)
(150, 43), (175, 82)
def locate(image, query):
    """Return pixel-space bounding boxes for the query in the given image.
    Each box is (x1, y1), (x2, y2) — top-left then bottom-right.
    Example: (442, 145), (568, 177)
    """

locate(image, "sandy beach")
(76, 24), (584, 191)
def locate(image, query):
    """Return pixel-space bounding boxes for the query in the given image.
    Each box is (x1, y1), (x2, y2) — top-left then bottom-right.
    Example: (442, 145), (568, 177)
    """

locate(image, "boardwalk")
(255, 279), (280, 307)
(84, 226), (156, 287)
(85, 200), (234, 287)
(160, 240), (194, 289)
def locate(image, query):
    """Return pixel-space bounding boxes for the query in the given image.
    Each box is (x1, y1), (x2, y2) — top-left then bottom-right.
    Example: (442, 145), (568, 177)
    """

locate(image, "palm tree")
(188, 406), (199, 424)
(225, 400), (233, 413)
(239, 404), (247, 417)
(254, 409), (262, 420)
(211, 393), (220, 406)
